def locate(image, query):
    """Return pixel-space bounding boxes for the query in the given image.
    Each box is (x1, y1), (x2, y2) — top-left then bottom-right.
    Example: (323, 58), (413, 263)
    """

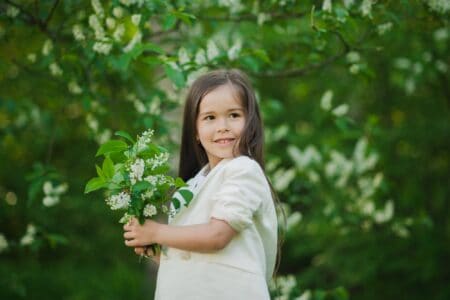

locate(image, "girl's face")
(196, 84), (246, 169)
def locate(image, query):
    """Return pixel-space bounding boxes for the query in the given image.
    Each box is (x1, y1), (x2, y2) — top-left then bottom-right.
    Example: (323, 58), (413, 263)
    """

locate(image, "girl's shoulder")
(222, 155), (265, 177)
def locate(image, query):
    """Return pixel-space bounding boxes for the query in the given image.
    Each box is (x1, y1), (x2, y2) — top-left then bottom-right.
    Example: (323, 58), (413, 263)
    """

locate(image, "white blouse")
(155, 156), (278, 300)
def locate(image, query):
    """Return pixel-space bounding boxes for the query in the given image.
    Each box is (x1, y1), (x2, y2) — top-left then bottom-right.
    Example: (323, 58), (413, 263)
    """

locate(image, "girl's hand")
(123, 217), (160, 247)
(134, 246), (161, 264)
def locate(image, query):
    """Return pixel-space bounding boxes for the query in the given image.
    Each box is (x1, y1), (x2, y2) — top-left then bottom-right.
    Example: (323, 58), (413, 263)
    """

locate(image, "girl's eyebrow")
(199, 108), (243, 116)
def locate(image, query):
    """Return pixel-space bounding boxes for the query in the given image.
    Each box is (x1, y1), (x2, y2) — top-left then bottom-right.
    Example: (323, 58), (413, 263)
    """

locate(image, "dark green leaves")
(96, 140), (128, 157)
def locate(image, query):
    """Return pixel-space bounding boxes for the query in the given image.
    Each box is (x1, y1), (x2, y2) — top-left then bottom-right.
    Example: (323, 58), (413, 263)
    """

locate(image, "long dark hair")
(178, 69), (285, 279)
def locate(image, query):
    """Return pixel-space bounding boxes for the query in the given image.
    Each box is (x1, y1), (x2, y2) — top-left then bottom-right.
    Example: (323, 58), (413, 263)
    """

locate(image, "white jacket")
(155, 155), (278, 299)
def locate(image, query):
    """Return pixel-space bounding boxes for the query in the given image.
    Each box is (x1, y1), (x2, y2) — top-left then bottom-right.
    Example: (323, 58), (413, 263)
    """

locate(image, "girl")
(123, 69), (279, 299)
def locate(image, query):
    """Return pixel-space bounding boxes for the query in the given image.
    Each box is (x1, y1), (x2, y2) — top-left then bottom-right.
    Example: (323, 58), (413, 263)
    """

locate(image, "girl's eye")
(230, 113), (240, 118)
(204, 115), (214, 120)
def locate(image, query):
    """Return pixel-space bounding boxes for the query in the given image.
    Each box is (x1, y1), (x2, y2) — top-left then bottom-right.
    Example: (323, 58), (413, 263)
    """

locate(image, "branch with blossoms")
(85, 129), (193, 254)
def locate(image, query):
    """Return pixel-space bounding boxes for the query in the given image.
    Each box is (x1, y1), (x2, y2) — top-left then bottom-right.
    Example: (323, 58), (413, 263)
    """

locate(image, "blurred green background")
(0, 1), (449, 299)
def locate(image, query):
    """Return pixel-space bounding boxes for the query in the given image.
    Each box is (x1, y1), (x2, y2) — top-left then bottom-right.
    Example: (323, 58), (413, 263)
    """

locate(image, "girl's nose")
(216, 118), (230, 132)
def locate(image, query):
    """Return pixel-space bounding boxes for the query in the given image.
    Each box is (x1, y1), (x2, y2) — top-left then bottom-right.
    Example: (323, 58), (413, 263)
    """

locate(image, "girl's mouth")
(215, 138), (235, 145)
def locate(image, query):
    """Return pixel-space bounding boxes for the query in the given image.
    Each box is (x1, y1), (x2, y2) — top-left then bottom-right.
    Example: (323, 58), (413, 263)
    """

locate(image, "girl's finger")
(123, 231), (134, 239)
(125, 239), (138, 247)
(134, 247), (145, 255)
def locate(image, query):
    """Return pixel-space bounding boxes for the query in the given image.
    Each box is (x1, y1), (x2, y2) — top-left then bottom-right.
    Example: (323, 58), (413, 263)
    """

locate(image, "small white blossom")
(178, 47), (190, 65)
(27, 53), (37, 63)
(433, 27), (448, 41)
(141, 189), (155, 200)
(89, 14), (105, 39)
(322, 0), (332, 12)
(131, 14), (142, 26)
(195, 49), (207, 65)
(360, 0), (374, 17)
(68, 80), (83, 94)
(146, 152), (170, 170)
(346, 51), (361, 63)
(106, 192), (131, 210)
(113, 24), (125, 41)
(143, 204), (157, 217)
(42, 39), (53, 56)
(6, 5), (20, 18)
(272, 168), (296, 191)
(343, 0), (354, 8)
(86, 113), (99, 132)
(72, 24), (86, 41)
(91, 0), (104, 18)
(49, 63), (63, 77)
(93, 41), (112, 55)
(130, 158), (145, 184)
(374, 200), (394, 223)
(136, 129), (154, 151)
(425, 0), (450, 14)
(20, 224), (36, 246)
(106, 17), (116, 29)
(95, 129), (112, 145)
(120, 0), (132, 6)
(43, 181), (53, 195)
(206, 40), (220, 61)
(112, 7), (124, 18)
(349, 64), (361, 74)
(435, 60), (448, 73)
(43, 195), (59, 207)
(0, 234), (8, 253)
(227, 39), (242, 60)
(332, 104), (349, 116)
(377, 22), (393, 35)
(320, 90), (333, 111)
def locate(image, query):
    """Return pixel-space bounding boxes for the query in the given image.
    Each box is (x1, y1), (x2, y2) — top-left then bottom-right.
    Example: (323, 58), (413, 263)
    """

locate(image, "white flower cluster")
(42, 39), (53, 56)
(119, 0), (146, 6)
(49, 63), (63, 77)
(425, 0), (450, 13)
(42, 181), (68, 207)
(0, 233), (8, 253)
(146, 152), (170, 170)
(68, 80), (83, 94)
(144, 174), (171, 186)
(130, 158), (145, 185)
(319, 89), (350, 116)
(143, 204), (157, 217)
(20, 224), (36, 246)
(72, 24), (85, 41)
(269, 275), (304, 300)
(136, 129), (154, 151)
(106, 192), (131, 210)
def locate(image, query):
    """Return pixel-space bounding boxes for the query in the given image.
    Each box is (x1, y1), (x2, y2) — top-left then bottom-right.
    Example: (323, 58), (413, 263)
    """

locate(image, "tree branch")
(44, 0), (60, 27)
(198, 11), (307, 22)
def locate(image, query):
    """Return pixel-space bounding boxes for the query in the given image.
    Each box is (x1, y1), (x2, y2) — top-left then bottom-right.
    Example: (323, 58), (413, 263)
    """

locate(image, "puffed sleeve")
(210, 157), (268, 232)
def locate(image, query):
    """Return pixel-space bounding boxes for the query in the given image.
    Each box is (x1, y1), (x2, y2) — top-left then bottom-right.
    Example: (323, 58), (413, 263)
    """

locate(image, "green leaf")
(84, 177), (107, 194)
(96, 140), (128, 157)
(163, 13), (177, 30)
(175, 177), (187, 188)
(96, 165), (105, 179)
(114, 131), (135, 144)
(178, 189), (194, 206)
(102, 156), (115, 179)
(164, 64), (185, 88)
(140, 42), (164, 55)
(132, 181), (152, 193)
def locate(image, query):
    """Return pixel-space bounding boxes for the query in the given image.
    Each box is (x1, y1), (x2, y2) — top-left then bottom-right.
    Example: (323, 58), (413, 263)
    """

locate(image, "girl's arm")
(124, 217), (237, 252)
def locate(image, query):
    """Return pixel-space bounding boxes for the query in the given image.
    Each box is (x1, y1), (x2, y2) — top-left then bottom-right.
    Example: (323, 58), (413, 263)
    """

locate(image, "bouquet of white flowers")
(85, 129), (193, 255)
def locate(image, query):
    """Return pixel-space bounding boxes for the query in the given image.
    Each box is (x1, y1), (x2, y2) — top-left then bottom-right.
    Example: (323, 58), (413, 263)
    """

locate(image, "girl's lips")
(215, 138), (235, 145)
